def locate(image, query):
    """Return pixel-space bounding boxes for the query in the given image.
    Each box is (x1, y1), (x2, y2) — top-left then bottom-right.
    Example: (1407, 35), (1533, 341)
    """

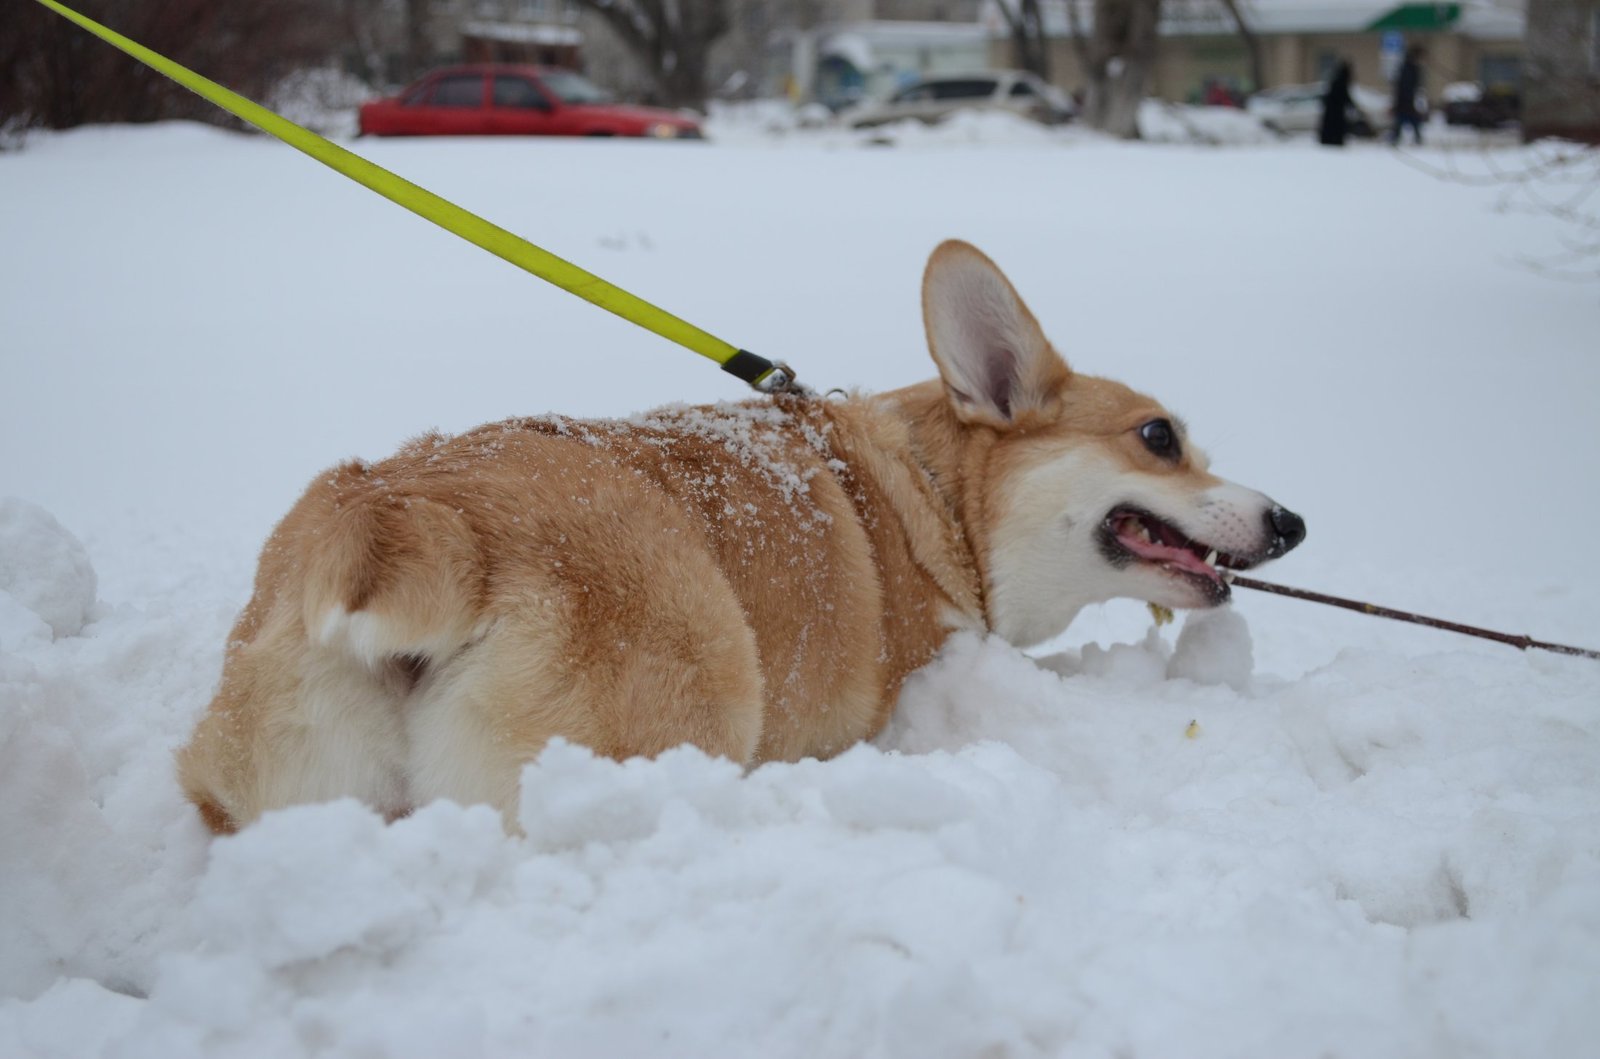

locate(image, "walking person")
(1389, 45), (1426, 145)
(1319, 61), (1354, 146)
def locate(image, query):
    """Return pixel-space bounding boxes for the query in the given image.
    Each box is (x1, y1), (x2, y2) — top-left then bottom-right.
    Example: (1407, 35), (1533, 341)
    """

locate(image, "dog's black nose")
(1266, 506), (1306, 557)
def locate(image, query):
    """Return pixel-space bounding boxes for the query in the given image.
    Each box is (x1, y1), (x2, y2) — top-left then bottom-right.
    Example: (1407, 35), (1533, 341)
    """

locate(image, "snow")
(2, 116), (1598, 1057)
(0, 499), (97, 639)
(1137, 102), (1280, 145)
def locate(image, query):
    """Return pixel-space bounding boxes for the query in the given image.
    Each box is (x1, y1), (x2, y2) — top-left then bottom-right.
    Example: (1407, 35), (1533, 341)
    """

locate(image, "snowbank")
(706, 101), (1075, 149)
(5, 627), (1596, 1057)
(1138, 101), (1279, 145)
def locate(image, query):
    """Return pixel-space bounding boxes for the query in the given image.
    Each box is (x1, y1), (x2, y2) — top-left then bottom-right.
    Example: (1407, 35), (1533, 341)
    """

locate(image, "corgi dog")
(178, 240), (1304, 833)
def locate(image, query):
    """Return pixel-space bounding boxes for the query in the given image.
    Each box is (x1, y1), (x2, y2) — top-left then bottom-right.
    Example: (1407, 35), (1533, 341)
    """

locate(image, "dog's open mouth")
(1098, 507), (1251, 603)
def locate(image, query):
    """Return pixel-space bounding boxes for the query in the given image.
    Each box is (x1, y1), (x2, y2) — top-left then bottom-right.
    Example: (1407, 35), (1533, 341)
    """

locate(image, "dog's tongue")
(1116, 522), (1221, 583)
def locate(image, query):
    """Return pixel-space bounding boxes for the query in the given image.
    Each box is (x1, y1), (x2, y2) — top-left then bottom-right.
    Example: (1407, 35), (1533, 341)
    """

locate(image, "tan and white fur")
(178, 240), (1305, 833)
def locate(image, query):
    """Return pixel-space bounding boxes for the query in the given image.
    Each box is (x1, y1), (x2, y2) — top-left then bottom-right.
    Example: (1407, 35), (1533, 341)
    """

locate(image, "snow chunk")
(188, 799), (510, 969)
(519, 739), (746, 849)
(1079, 627), (1173, 684)
(1168, 606), (1255, 691)
(0, 978), (142, 1056)
(0, 498), (96, 638)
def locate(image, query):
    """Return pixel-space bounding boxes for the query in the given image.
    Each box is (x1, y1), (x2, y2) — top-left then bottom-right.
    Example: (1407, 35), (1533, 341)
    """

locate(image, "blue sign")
(1381, 30), (1405, 80)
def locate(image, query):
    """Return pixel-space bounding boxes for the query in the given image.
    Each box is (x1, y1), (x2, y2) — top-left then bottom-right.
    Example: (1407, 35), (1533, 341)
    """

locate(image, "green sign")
(1366, 3), (1462, 31)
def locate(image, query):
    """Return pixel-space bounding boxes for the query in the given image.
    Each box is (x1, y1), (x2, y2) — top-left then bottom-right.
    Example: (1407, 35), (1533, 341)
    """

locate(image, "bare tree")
(1, 0), (351, 130)
(572, 0), (733, 109)
(704, 0), (838, 101)
(994, 0), (1051, 81)
(1459, 0), (1600, 279)
(1068, 0), (1163, 139)
(1522, 0), (1600, 143)
(328, 0), (405, 90)
(399, 0), (433, 83)
(1401, 144), (1600, 281)
(1214, 0), (1263, 93)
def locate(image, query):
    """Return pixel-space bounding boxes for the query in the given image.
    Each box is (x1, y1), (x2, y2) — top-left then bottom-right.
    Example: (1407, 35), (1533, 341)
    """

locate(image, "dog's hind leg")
(178, 485), (485, 832)
(404, 537), (767, 829)
(177, 615), (414, 832)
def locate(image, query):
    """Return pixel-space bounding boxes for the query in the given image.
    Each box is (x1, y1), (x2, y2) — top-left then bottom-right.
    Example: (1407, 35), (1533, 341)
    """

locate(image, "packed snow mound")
(706, 101), (1071, 149)
(1139, 101), (1278, 145)
(0, 498), (96, 639)
(8, 628), (1596, 1057)
(857, 108), (1065, 148)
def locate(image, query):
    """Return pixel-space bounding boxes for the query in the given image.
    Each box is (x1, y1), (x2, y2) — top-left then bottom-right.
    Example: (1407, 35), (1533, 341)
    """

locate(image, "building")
(431, 0), (585, 72)
(459, 20), (583, 69)
(980, 0), (1525, 105)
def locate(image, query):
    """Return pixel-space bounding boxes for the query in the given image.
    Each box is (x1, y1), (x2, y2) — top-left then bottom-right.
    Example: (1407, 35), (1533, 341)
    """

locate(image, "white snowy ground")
(1, 111), (1598, 1058)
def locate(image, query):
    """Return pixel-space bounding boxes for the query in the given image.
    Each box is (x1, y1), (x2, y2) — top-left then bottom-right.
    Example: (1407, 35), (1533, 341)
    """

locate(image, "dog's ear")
(921, 240), (1070, 428)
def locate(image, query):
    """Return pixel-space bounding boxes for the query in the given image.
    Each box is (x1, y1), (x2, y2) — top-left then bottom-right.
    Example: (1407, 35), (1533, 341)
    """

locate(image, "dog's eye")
(1139, 419), (1180, 460)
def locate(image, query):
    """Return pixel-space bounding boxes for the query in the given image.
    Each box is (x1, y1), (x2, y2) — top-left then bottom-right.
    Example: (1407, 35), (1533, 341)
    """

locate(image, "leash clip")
(722, 349), (807, 397)
(753, 361), (804, 395)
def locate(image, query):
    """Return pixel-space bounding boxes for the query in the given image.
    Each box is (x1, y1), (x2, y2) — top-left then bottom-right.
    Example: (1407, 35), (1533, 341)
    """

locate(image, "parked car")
(358, 65), (703, 139)
(1246, 82), (1404, 138)
(1441, 81), (1520, 128)
(843, 70), (1074, 129)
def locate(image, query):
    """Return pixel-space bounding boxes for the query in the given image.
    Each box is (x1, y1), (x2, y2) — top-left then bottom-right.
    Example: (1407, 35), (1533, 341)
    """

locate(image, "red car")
(358, 65), (703, 139)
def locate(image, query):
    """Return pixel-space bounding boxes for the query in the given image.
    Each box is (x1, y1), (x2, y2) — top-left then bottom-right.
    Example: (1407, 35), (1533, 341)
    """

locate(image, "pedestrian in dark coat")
(1319, 62), (1354, 146)
(1390, 45), (1426, 145)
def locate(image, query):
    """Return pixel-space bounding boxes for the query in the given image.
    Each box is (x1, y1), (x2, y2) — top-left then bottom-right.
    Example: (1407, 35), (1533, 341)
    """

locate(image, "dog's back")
(177, 398), (966, 832)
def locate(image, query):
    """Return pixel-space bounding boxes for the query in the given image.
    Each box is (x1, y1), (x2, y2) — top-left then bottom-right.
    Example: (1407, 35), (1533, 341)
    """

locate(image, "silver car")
(845, 71), (1075, 129)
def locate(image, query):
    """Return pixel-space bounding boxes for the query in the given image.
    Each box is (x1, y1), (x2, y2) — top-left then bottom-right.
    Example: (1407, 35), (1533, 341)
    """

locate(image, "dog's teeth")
(1139, 525), (1154, 542)
(1204, 549), (1218, 566)
(1221, 569), (1235, 583)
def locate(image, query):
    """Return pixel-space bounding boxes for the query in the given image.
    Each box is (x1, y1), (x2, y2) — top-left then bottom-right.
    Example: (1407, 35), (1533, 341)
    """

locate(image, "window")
(430, 75), (485, 108)
(1478, 54), (1522, 90)
(1009, 80), (1038, 97)
(930, 78), (998, 100)
(892, 84), (936, 103)
(494, 76), (548, 109)
(538, 71), (613, 105)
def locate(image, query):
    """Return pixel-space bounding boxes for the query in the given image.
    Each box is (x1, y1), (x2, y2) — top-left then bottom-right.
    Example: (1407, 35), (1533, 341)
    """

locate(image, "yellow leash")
(31, 0), (798, 394)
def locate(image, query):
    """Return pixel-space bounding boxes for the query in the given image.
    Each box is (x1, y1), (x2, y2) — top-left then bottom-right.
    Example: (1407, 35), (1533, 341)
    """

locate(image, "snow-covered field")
(2, 115), (1598, 1057)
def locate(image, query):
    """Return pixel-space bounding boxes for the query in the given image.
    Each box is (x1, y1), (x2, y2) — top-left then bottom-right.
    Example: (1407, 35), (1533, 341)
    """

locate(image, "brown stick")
(1229, 576), (1600, 661)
